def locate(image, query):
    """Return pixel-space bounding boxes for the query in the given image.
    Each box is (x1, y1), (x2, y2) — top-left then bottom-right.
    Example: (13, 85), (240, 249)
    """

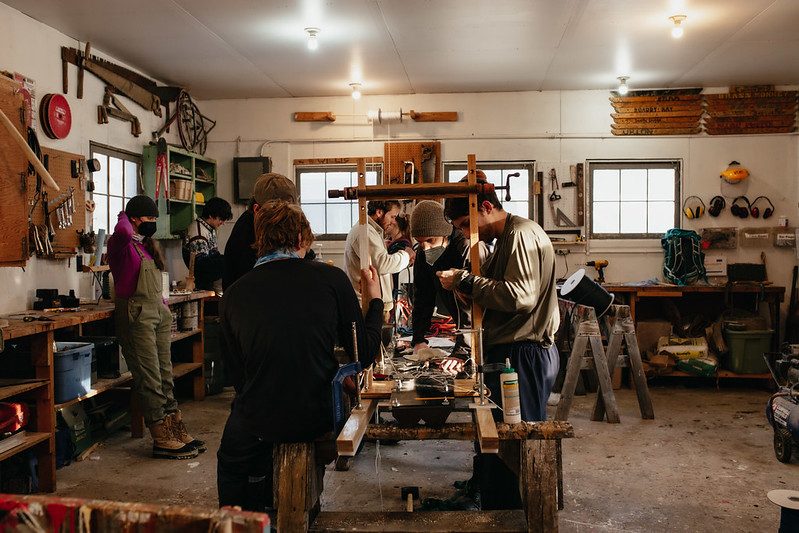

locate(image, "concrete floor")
(50, 381), (798, 532)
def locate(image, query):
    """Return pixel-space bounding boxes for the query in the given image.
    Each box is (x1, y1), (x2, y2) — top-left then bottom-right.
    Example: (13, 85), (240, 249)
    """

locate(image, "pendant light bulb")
(617, 76), (629, 95)
(350, 83), (361, 100)
(305, 27), (320, 51)
(669, 15), (686, 39)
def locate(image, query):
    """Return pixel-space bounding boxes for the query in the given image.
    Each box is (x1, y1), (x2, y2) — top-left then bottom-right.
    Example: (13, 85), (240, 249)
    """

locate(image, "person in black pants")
(217, 201), (384, 514)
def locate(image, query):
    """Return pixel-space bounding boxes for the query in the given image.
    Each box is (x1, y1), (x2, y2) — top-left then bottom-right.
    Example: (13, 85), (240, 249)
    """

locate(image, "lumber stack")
(610, 89), (703, 135)
(703, 86), (798, 135)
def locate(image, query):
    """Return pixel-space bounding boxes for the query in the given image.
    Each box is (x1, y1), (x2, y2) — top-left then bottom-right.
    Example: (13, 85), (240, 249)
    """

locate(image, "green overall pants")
(115, 244), (177, 426)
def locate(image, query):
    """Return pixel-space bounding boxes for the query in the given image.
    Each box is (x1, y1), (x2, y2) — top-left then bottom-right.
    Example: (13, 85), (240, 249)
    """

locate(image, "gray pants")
(115, 296), (177, 425)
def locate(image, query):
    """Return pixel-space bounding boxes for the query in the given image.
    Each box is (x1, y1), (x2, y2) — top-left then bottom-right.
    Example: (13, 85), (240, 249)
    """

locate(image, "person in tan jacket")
(344, 200), (415, 320)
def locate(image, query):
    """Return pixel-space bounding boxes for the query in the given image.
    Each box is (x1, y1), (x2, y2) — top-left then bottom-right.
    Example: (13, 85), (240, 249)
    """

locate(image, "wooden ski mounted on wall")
(294, 110), (458, 122)
(609, 88), (703, 135)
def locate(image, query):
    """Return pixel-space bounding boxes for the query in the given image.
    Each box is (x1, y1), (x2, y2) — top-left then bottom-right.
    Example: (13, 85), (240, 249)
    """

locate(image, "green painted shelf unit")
(142, 145), (217, 240)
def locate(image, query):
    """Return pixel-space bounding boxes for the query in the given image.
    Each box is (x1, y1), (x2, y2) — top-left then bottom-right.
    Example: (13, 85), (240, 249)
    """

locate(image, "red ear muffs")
(731, 196), (751, 218)
(708, 195), (726, 217)
(751, 196), (774, 219)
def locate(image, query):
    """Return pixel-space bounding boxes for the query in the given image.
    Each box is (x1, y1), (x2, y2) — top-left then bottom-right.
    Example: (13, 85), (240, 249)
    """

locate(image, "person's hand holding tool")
(361, 265), (381, 302)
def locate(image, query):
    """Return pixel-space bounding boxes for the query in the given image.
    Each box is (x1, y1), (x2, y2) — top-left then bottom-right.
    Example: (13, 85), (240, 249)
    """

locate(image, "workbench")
(603, 282), (785, 378)
(0, 290), (211, 491)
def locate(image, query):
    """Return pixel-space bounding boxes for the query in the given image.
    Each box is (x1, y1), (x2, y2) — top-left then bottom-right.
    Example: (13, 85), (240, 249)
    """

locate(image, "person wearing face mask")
(107, 195), (204, 460)
(410, 200), (484, 368)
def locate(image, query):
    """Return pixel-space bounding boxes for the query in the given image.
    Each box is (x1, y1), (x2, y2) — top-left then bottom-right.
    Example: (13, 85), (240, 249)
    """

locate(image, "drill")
(586, 260), (608, 284)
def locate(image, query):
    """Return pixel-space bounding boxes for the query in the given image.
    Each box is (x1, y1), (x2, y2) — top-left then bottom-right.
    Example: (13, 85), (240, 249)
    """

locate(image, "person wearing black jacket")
(217, 201), (383, 513)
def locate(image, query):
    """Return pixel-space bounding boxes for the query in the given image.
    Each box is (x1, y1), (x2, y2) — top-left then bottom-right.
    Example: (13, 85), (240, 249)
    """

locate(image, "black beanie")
(125, 195), (159, 218)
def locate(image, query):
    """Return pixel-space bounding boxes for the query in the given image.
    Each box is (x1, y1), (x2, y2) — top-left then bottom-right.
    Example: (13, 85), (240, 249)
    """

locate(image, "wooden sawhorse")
(556, 303), (654, 423)
(274, 420), (574, 533)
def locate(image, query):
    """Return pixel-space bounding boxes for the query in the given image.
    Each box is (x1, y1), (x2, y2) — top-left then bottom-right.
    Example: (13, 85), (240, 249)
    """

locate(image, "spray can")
(501, 358), (522, 424)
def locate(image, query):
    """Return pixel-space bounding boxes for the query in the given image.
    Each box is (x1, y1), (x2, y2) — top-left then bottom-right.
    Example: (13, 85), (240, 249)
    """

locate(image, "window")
(297, 164), (382, 238)
(588, 160), (680, 239)
(443, 161), (535, 220)
(90, 144), (140, 234)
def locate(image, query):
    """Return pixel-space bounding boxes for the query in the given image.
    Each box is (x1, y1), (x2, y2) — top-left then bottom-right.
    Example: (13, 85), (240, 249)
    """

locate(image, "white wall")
(1, 2), (797, 333)
(0, 3), (180, 314)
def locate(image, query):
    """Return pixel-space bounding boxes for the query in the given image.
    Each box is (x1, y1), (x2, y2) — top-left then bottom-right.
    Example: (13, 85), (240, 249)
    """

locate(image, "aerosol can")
(501, 358), (522, 424)
(765, 352), (799, 462)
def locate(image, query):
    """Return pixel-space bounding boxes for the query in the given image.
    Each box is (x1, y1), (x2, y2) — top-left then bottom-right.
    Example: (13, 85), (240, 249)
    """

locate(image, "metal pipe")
(328, 181), (494, 200)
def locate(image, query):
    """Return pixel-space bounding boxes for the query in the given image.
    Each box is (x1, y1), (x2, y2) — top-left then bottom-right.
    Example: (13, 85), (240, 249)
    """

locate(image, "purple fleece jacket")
(107, 212), (154, 298)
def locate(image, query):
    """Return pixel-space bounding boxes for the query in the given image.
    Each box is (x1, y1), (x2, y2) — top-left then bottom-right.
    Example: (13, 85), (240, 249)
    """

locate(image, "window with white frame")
(588, 160), (680, 239)
(90, 144), (140, 234)
(443, 161), (535, 220)
(297, 164), (382, 238)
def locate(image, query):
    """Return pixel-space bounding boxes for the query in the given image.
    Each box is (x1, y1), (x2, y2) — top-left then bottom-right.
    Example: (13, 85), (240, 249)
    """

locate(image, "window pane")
(124, 161), (138, 199)
(648, 169), (675, 201)
(365, 171), (378, 186)
(301, 172), (325, 203)
(327, 172), (351, 203)
(109, 196), (124, 224)
(507, 170), (529, 202)
(593, 203), (619, 233)
(648, 202), (675, 233)
(620, 202), (647, 233)
(93, 194), (108, 234)
(593, 170), (619, 201)
(505, 201), (528, 219)
(304, 204), (326, 234)
(93, 154), (108, 195)
(109, 157), (124, 196)
(328, 204), (352, 234)
(620, 169), (647, 201)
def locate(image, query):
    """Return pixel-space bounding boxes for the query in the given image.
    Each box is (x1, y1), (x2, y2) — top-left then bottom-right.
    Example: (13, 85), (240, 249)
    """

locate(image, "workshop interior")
(1, 0), (799, 531)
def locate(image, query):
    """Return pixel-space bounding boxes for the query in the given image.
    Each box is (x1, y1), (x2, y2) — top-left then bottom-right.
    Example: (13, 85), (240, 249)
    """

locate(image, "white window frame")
(296, 163), (384, 240)
(442, 161), (536, 221)
(587, 159), (681, 240)
(89, 143), (141, 235)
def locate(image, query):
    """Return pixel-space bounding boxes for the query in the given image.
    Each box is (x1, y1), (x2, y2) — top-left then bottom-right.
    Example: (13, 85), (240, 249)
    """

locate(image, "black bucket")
(560, 268), (615, 317)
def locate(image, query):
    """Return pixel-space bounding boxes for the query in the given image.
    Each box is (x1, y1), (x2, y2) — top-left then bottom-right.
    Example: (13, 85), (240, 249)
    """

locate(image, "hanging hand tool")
(42, 191), (55, 243)
(494, 172), (521, 201)
(562, 165), (577, 187)
(155, 139), (170, 213)
(0, 108), (59, 190)
(549, 168), (561, 201)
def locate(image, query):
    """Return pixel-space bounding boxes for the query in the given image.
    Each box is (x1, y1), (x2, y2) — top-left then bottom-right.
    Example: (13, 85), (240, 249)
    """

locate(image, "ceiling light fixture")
(350, 83), (362, 100)
(305, 27), (320, 51)
(617, 76), (629, 95)
(669, 15), (686, 38)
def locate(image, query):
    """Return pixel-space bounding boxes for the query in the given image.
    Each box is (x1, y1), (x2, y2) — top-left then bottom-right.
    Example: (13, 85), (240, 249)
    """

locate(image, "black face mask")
(424, 245), (446, 266)
(138, 221), (157, 238)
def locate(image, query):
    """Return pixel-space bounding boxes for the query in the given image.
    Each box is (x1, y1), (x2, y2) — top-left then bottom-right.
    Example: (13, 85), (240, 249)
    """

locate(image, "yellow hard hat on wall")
(720, 161), (749, 183)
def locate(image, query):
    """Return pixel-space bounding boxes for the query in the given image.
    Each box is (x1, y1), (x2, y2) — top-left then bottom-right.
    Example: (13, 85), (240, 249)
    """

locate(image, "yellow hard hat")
(720, 161), (749, 183)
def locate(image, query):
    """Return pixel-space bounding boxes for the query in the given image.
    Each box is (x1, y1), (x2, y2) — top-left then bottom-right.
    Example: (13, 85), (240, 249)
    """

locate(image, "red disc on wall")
(45, 94), (71, 139)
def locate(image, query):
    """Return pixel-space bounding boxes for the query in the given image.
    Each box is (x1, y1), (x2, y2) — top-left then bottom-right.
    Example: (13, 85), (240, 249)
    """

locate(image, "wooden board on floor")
(310, 510), (528, 532)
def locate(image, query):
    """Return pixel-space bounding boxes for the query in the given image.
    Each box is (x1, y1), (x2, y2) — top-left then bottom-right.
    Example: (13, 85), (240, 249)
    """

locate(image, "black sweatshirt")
(221, 209), (257, 292)
(220, 258), (383, 442)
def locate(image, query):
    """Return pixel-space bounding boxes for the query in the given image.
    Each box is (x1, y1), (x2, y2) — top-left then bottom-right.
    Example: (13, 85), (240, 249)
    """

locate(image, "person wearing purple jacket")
(107, 195), (204, 460)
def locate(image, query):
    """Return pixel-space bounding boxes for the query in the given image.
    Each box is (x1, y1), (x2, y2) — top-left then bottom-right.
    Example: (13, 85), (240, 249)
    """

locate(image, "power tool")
(766, 350), (799, 463)
(585, 260), (608, 284)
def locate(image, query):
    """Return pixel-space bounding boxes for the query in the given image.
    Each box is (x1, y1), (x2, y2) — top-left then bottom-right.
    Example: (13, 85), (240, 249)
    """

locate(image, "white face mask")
(424, 245), (446, 265)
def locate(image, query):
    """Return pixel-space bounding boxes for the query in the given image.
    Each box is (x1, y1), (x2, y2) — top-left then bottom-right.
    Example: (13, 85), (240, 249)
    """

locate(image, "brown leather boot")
(167, 410), (207, 453)
(149, 419), (198, 459)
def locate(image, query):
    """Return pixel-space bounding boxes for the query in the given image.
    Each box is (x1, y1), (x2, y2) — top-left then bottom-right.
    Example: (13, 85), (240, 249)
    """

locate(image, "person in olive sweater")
(217, 201), (383, 513)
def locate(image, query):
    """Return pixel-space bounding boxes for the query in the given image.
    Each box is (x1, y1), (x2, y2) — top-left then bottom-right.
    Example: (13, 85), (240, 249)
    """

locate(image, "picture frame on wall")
(233, 157), (271, 204)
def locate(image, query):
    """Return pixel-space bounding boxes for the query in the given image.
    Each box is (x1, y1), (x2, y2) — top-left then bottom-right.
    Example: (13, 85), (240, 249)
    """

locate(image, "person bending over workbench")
(217, 201), (384, 513)
(107, 195), (205, 460)
(182, 197), (233, 292)
(437, 176), (560, 509)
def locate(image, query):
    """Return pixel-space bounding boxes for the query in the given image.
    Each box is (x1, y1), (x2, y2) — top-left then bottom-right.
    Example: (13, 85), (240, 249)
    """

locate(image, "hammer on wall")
(401, 486), (419, 512)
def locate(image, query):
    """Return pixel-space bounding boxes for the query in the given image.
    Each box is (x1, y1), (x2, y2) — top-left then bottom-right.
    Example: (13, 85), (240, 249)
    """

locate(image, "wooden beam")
(364, 421), (574, 441)
(335, 399), (378, 456)
(473, 398), (499, 454)
(409, 110), (458, 122)
(294, 111), (336, 122)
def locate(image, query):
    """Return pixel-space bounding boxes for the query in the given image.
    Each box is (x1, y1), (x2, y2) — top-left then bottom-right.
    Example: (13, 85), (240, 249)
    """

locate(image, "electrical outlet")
(556, 249), (570, 256)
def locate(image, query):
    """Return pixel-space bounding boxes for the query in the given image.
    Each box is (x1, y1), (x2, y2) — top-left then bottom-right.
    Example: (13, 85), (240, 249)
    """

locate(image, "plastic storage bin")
(54, 342), (93, 403)
(722, 329), (773, 374)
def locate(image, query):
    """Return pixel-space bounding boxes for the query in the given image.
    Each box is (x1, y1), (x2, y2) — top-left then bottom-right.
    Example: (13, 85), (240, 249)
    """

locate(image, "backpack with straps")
(662, 228), (707, 286)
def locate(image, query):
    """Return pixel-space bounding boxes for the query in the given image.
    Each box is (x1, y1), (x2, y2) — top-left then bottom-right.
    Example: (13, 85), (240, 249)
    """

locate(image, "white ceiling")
(4, 0), (799, 100)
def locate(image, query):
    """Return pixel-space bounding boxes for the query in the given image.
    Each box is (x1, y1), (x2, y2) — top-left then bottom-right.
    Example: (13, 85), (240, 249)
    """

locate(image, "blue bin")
(54, 342), (93, 403)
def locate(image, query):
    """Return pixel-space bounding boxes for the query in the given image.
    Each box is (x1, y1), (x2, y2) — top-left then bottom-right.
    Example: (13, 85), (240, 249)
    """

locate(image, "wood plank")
(310, 510), (529, 532)
(707, 114), (796, 124)
(335, 399), (377, 456)
(274, 442), (315, 533)
(294, 111), (336, 122)
(612, 115), (700, 124)
(611, 102), (703, 113)
(705, 125), (796, 135)
(520, 439), (558, 533)
(611, 110), (703, 119)
(704, 118), (796, 129)
(610, 94), (702, 104)
(610, 88), (702, 97)
(612, 127), (701, 136)
(409, 110), (458, 122)
(472, 398), (499, 454)
(588, 334), (620, 423)
(705, 107), (797, 118)
(364, 421), (574, 441)
(611, 121), (701, 130)
(294, 157), (383, 166)
(704, 91), (797, 100)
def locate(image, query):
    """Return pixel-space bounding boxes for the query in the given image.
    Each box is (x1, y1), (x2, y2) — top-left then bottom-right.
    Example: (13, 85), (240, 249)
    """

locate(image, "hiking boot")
(149, 419), (198, 460)
(167, 410), (207, 453)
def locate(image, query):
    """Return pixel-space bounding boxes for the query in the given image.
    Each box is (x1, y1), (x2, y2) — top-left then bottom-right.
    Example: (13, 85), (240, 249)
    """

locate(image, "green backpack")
(662, 228), (707, 286)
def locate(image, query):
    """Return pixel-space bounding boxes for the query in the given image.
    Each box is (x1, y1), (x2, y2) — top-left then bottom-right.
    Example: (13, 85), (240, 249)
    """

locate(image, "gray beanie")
(411, 200), (452, 238)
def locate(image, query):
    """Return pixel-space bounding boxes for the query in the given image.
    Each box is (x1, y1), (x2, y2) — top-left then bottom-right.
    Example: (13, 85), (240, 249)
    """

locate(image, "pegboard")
(384, 142), (441, 185)
(541, 162), (584, 234)
(27, 145), (86, 255)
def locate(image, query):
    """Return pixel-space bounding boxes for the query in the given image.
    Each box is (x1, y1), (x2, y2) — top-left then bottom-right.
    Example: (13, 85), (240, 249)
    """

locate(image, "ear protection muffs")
(750, 196), (774, 219)
(682, 195), (706, 219)
(708, 195), (726, 217)
(730, 196), (751, 218)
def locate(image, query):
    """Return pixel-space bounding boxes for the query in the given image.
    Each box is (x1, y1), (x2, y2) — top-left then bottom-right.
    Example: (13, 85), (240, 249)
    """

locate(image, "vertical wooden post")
(357, 159), (370, 316)
(274, 442), (315, 532)
(520, 439), (559, 533)
(466, 154), (484, 383)
(30, 330), (56, 492)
